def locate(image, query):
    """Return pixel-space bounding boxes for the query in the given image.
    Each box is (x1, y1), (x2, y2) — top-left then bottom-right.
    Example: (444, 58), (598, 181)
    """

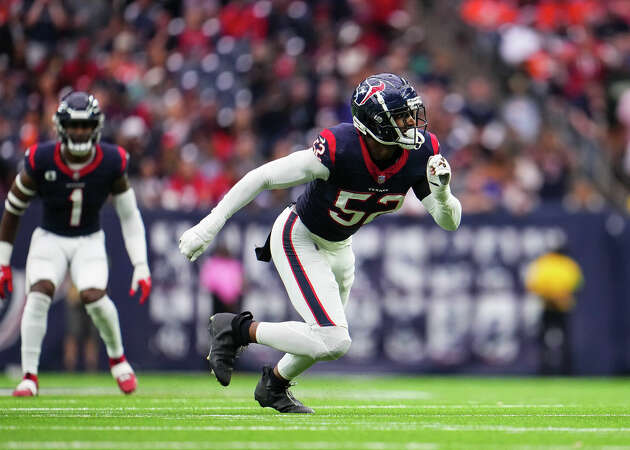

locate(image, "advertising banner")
(0, 203), (627, 375)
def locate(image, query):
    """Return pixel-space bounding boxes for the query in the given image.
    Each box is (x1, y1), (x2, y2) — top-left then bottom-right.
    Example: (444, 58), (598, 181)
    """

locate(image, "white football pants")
(256, 206), (355, 379)
(21, 227), (123, 374)
(25, 227), (109, 291)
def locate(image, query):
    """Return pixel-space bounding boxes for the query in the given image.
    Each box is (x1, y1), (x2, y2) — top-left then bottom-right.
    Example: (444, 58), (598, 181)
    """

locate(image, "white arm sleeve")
(421, 185), (462, 231)
(196, 150), (330, 241)
(112, 189), (149, 265)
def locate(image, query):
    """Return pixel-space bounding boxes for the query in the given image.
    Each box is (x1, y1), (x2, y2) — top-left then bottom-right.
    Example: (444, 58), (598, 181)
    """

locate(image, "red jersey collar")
(358, 134), (409, 185)
(54, 143), (104, 180)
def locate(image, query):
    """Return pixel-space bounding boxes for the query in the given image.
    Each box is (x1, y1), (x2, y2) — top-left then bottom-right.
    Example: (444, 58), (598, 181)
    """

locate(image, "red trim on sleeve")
(28, 144), (38, 170)
(320, 128), (336, 166)
(429, 132), (440, 155)
(117, 146), (128, 173)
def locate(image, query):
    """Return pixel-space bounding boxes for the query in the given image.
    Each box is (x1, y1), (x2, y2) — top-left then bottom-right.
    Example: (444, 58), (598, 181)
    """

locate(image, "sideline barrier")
(0, 203), (628, 375)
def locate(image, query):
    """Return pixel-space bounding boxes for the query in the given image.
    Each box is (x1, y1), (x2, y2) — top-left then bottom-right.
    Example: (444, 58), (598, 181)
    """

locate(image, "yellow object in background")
(525, 253), (583, 309)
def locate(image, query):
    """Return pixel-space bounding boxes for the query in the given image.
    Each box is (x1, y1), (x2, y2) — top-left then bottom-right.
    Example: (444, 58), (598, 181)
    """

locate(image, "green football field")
(0, 373), (629, 449)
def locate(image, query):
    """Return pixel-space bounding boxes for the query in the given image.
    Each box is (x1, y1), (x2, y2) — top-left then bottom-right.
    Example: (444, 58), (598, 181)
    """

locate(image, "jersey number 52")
(329, 190), (405, 227)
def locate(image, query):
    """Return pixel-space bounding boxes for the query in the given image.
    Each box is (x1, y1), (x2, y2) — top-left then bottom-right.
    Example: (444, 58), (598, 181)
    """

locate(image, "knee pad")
(313, 326), (352, 361)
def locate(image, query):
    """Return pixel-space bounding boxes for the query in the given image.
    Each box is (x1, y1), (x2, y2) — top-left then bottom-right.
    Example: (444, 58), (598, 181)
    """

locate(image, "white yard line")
(1, 389), (432, 399)
(0, 425), (347, 431)
(2, 405), (409, 412)
(0, 441), (437, 450)
(0, 388), (117, 395)
(419, 424), (630, 433)
(1, 423), (630, 433)
(307, 391), (433, 400)
(1, 404), (582, 411)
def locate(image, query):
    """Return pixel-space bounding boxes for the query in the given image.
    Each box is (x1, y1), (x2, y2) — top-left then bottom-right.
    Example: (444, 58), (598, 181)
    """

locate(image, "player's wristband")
(0, 241), (13, 266)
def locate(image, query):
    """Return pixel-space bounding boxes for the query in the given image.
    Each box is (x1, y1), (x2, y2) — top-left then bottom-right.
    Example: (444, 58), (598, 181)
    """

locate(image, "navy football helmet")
(351, 73), (427, 150)
(53, 91), (104, 157)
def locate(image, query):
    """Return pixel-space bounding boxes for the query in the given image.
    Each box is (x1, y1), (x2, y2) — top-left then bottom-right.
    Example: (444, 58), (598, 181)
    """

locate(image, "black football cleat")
(207, 312), (251, 386)
(254, 366), (314, 414)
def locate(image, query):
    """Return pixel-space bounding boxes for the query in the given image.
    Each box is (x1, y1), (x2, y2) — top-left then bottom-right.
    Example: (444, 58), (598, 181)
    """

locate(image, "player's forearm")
(0, 212), (21, 245)
(200, 168), (268, 237)
(113, 189), (148, 266)
(0, 175), (34, 246)
(0, 214), (19, 266)
(421, 186), (462, 231)
(196, 150), (328, 241)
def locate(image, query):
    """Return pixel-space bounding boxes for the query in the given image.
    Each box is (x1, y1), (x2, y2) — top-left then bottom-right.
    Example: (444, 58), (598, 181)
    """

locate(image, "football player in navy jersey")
(0, 92), (152, 396)
(179, 73), (461, 413)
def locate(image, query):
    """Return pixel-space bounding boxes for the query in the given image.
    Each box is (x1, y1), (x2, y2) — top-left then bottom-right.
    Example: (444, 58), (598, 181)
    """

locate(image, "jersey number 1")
(68, 188), (83, 227)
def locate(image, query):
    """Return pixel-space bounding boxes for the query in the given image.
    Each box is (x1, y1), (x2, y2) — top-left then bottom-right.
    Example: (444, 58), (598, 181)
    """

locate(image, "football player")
(0, 92), (152, 396)
(179, 73), (461, 413)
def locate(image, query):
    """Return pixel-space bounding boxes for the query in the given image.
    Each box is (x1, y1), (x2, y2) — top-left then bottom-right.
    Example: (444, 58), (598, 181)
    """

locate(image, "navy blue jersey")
(23, 141), (129, 236)
(296, 123), (439, 241)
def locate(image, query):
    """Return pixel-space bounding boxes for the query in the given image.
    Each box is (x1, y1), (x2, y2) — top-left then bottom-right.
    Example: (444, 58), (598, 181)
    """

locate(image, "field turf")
(0, 373), (629, 449)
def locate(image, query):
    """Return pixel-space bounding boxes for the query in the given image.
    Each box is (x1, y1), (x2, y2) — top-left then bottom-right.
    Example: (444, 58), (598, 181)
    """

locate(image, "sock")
(255, 321), (326, 357)
(269, 367), (290, 387)
(109, 355), (126, 368)
(24, 372), (38, 385)
(231, 311), (253, 346)
(85, 295), (124, 359)
(277, 353), (316, 380)
(20, 292), (52, 375)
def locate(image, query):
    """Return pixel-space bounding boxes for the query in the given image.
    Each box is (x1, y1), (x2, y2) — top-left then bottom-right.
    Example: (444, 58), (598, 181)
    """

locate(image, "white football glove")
(179, 225), (213, 262)
(427, 154), (451, 190)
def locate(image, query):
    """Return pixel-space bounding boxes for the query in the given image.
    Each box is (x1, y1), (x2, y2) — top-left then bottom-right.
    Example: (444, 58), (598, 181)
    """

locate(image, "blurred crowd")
(0, 0), (627, 215)
(459, 0), (630, 212)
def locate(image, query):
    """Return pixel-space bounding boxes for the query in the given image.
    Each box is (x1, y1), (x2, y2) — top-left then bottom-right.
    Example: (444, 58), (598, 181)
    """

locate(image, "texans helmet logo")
(355, 80), (385, 106)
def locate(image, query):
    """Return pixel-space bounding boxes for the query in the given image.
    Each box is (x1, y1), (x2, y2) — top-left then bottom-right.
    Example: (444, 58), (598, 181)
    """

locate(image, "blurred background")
(0, 0), (629, 376)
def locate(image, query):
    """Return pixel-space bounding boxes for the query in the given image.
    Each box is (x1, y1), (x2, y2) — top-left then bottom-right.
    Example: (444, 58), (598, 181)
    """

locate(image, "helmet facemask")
(60, 119), (101, 156)
(352, 74), (429, 150)
(53, 93), (104, 157)
(373, 96), (427, 150)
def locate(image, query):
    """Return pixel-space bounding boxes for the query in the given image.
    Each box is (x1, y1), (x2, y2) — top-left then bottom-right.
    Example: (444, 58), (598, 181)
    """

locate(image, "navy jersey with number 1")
(23, 141), (129, 237)
(296, 123), (440, 242)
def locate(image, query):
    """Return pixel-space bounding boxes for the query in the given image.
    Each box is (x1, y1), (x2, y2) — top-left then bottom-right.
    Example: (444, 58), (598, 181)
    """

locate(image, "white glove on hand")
(427, 154), (452, 190)
(130, 262), (152, 304)
(179, 225), (213, 262)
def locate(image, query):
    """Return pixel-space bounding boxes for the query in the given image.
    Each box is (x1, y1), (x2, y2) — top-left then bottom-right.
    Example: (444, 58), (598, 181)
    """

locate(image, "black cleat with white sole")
(207, 312), (252, 386)
(254, 366), (314, 414)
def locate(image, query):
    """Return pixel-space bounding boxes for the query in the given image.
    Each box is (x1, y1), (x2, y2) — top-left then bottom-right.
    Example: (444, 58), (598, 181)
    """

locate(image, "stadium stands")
(1, 0), (627, 214)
